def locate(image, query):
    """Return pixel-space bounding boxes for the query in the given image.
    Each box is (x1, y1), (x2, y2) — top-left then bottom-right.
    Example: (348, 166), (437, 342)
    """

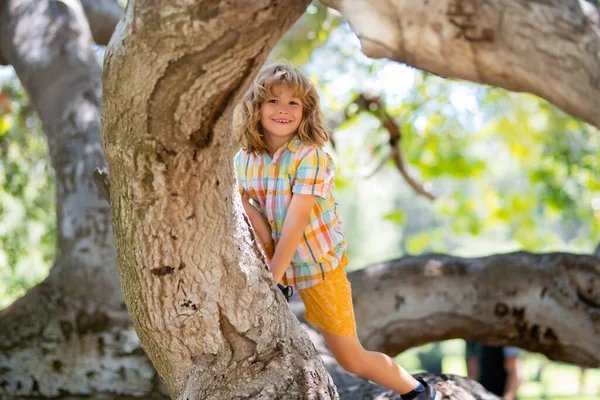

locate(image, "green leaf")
(383, 210), (405, 225)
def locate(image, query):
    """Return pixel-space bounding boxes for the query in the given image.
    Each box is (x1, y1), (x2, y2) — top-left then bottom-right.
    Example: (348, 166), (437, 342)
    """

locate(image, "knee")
(336, 352), (364, 376)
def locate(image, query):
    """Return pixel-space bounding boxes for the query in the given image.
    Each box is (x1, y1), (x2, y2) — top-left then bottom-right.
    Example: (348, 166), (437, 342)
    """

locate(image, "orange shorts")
(298, 255), (357, 337)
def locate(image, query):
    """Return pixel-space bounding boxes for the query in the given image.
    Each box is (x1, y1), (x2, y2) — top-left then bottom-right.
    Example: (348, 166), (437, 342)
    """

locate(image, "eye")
(290, 101), (300, 105)
(267, 99), (277, 104)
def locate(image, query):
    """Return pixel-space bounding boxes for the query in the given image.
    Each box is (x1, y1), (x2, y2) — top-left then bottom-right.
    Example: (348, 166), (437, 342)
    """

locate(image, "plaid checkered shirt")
(235, 138), (347, 290)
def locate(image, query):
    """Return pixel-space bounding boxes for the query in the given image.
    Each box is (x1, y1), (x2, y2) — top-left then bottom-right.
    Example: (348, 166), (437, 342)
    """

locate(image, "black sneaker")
(277, 284), (293, 302)
(412, 377), (441, 400)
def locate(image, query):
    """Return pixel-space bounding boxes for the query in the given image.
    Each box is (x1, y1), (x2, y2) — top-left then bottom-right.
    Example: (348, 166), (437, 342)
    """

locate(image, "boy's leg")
(301, 262), (438, 398)
(318, 327), (420, 395)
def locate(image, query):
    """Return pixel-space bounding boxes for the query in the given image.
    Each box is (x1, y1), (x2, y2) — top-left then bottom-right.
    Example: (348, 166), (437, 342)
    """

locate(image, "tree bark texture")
(101, 1), (339, 399)
(0, 0), (161, 397)
(345, 252), (600, 367)
(321, 0), (600, 129)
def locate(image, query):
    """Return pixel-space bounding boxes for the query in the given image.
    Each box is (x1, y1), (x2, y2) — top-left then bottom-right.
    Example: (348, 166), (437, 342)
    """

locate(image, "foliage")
(1, 1), (598, 307)
(268, 2), (341, 66)
(292, 20), (599, 263)
(0, 77), (56, 308)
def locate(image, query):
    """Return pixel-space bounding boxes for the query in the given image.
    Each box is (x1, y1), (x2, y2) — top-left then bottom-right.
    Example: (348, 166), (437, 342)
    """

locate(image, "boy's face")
(260, 83), (303, 144)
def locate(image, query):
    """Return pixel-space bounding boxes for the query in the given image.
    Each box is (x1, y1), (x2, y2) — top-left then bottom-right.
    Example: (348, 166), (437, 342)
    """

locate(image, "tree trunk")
(321, 0), (600, 129)
(0, 0), (162, 397)
(101, 1), (338, 399)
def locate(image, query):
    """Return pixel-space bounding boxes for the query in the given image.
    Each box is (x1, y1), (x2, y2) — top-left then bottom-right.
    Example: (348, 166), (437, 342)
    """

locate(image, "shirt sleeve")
(234, 150), (262, 211)
(292, 148), (334, 199)
(234, 150), (244, 196)
(503, 346), (519, 358)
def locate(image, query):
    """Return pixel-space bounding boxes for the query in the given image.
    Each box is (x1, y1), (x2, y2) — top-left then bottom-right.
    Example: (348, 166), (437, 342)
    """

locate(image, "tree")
(101, 0), (600, 398)
(0, 0), (599, 399)
(0, 0), (162, 397)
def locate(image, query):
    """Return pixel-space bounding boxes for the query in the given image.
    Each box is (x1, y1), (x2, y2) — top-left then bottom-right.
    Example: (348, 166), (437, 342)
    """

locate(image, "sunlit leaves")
(478, 88), (600, 247)
(383, 209), (405, 225)
(0, 116), (12, 136)
(309, 20), (599, 255)
(0, 79), (55, 308)
(268, 3), (341, 66)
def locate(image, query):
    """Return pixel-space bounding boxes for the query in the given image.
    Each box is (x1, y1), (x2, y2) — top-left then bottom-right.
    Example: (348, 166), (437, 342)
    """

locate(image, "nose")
(278, 109), (289, 114)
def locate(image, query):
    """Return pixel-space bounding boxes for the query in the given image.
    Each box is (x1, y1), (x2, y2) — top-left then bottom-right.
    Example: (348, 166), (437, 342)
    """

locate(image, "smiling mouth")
(273, 119), (292, 124)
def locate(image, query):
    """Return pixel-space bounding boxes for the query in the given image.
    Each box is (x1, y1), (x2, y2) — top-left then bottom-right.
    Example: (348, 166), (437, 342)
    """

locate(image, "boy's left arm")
(269, 193), (316, 284)
(241, 191), (274, 258)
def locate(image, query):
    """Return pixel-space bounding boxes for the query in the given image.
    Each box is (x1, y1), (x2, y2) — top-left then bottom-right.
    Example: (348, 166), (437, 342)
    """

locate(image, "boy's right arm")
(241, 192), (274, 259)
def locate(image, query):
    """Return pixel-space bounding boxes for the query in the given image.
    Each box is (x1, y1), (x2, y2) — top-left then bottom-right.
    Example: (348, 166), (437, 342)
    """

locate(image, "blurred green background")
(1, 2), (598, 398)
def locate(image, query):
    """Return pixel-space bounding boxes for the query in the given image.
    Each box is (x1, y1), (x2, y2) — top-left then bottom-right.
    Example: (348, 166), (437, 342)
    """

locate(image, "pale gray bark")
(102, 1), (337, 399)
(80, 0), (123, 46)
(321, 0), (600, 129)
(346, 251), (600, 368)
(0, 0), (161, 397)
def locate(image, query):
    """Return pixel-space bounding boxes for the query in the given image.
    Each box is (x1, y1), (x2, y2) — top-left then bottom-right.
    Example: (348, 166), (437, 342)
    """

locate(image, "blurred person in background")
(466, 342), (522, 400)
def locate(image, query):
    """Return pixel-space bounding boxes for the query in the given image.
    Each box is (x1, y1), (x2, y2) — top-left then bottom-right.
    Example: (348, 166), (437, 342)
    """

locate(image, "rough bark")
(101, 1), (339, 399)
(80, 0), (123, 46)
(0, 0), (162, 397)
(321, 0), (600, 129)
(347, 251), (600, 368)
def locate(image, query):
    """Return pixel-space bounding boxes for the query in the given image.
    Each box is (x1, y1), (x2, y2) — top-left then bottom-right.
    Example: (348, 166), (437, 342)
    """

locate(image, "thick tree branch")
(79, 0), (123, 46)
(322, 0), (600, 129)
(346, 250), (600, 367)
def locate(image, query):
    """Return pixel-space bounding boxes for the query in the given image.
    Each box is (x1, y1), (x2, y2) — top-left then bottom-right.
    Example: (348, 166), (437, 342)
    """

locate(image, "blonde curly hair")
(234, 63), (328, 153)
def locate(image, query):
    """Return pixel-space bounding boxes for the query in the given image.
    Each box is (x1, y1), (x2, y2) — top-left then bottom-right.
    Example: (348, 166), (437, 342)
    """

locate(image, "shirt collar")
(287, 138), (301, 153)
(262, 137), (301, 161)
